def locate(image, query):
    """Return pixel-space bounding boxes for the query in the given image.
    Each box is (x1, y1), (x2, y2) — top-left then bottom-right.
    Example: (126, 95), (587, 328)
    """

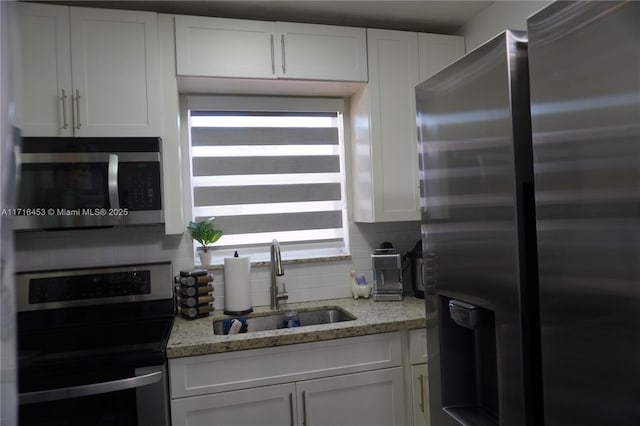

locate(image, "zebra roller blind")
(187, 96), (349, 262)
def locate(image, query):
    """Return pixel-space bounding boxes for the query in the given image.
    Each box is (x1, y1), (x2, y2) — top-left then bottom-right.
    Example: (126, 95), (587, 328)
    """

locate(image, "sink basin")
(213, 307), (356, 335)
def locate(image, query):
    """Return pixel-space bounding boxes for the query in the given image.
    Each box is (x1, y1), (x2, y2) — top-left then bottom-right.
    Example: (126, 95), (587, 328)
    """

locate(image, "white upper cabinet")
(68, 7), (160, 137)
(350, 30), (464, 222)
(174, 16), (275, 79)
(19, 3), (72, 136)
(18, 4), (161, 137)
(174, 16), (367, 82)
(275, 22), (367, 81)
(351, 29), (421, 222)
(418, 33), (466, 82)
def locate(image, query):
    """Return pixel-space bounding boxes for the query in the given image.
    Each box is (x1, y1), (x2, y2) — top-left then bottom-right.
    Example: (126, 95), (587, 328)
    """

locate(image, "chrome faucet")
(270, 239), (288, 310)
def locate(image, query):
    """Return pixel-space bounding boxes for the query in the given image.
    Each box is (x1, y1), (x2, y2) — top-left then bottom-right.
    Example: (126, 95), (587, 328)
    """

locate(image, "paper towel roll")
(223, 256), (253, 315)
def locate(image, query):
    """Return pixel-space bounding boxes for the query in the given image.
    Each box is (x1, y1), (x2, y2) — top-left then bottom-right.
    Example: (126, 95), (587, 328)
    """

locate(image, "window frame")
(183, 95), (350, 265)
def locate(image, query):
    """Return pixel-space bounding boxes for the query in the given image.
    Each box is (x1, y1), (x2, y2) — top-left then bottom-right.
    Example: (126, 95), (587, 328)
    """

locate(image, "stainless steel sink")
(213, 307), (356, 335)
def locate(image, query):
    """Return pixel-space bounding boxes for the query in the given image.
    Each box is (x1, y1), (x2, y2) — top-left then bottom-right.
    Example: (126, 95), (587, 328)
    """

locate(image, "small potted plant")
(187, 217), (223, 267)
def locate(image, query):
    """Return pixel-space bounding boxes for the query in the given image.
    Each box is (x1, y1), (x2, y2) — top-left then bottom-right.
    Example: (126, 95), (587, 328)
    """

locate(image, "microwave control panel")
(118, 162), (162, 210)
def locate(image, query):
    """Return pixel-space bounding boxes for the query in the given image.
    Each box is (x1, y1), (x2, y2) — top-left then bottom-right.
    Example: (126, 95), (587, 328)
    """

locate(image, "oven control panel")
(16, 262), (173, 311)
(28, 271), (151, 304)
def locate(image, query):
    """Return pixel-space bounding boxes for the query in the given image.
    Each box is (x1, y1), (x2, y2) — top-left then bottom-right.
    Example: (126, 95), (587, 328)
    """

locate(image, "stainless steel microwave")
(15, 137), (163, 230)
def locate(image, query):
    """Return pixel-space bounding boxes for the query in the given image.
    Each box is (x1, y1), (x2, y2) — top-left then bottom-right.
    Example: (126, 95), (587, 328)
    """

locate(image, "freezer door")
(416, 30), (539, 426)
(528, 2), (640, 425)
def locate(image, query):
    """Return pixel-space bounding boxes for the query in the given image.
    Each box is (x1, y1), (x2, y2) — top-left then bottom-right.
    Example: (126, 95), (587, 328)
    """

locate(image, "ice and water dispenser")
(440, 296), (499, 424)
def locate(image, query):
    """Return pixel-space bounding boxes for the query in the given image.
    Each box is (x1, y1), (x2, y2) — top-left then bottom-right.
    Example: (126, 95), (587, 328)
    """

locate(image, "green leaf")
(187, 217), (223, 251)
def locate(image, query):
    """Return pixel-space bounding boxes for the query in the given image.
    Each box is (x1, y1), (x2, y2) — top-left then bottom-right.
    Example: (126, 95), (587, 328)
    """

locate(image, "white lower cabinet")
(169, 332), (405, 426)
(171, 383), (296, 426)
(171, 369), (404, 426)
(411, 364), (430, 426)
(409, 329), (430, 426)
(297, 368), (405, 426)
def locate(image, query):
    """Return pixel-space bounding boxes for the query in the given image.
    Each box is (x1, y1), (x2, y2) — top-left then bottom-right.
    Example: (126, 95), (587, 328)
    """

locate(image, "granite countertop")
(167, 296), (430, 358)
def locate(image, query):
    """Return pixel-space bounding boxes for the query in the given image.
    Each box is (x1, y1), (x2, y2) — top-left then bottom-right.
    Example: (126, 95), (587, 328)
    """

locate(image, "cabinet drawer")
(409, 328), (428, 365)
(169, 332), (402, 398)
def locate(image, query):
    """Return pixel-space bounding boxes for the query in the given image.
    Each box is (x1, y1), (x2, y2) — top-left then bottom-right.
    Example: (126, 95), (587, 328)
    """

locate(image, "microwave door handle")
(19, 370), (163, 405)
(108, 154), (120, 210)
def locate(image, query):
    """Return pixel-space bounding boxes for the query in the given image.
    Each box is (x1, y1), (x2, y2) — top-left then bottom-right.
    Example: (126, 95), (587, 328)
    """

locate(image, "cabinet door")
(171, 383), (296, 426)
(70, 7), (160, 136)
(353, 29), (420, 222)
(276, 22), (367, 81)
(409, 328), (428, 365)
(297, 368), (405, 426)
(175, 15), (276, 79)
(418, 33), (465, 82)
(412, 364), (430, 426)
(18, 3), (73, 137)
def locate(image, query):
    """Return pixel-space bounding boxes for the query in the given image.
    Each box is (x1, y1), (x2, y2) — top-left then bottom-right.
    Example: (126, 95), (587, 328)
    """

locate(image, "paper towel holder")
(223, 251), (253, 316)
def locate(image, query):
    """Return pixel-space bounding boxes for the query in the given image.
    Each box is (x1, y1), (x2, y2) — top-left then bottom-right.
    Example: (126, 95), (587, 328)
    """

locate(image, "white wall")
(14, 220), (420, 309)
(459, 0), (552, 51)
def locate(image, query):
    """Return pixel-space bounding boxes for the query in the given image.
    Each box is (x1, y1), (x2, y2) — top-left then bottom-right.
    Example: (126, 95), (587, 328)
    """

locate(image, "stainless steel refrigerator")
(528, 2), (640, 425)
(417, 1), (640, 426)
(0, 1), (19, 425)
(416, 29), (540, 426)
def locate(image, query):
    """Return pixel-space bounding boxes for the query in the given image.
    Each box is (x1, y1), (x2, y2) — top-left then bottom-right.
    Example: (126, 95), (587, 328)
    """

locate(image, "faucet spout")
(270, 239), (287, 309)
(271, 239), (284, 277)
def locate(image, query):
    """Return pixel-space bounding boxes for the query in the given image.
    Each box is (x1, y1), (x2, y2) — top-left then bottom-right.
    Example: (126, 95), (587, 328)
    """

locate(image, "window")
(186, 96), (349, 263)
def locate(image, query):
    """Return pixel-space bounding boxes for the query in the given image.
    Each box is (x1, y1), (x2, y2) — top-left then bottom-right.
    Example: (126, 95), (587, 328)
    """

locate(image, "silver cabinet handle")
(60, 89), (68, 130)
(19, 370), (163, 405)
(108, 154), (120, 210)
(281, 34), (286, 74)
(418, 374), (425, 413)
(73, 89), (81, 129)
(302, 391), (307, 426)
(270, 34), (276, 74)
(289, 392), (294, 426)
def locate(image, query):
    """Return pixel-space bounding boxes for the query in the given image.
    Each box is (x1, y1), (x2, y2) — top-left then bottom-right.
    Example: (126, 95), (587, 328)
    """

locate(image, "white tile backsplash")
(14, 220), (420, 307)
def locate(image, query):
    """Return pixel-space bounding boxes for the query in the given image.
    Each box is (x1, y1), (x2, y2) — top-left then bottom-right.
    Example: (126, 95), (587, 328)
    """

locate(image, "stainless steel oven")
(15, 137), (163, 230)
(16, 262), (174, 426)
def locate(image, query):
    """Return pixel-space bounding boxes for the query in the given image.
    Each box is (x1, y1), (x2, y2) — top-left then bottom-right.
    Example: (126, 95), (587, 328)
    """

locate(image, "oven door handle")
(19, 370), (163, 405)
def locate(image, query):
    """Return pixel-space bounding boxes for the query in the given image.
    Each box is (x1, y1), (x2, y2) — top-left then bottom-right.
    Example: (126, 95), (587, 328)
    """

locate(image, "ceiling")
(25, 1), (495, 34)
